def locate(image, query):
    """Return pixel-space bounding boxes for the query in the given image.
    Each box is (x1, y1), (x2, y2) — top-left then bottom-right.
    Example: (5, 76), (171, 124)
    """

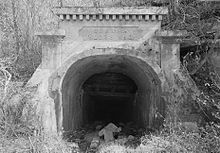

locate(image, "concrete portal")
(61, 54), (162, 131)
(30, 6), (184, 134)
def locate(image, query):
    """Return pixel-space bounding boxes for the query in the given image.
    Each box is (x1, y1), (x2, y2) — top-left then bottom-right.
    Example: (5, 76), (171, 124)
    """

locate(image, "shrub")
(97, 123), (220, 153)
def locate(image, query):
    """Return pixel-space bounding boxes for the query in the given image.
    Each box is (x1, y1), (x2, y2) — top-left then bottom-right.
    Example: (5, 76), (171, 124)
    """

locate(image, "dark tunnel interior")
(82, 72), (137, 125)
(60, 55), (163, 132)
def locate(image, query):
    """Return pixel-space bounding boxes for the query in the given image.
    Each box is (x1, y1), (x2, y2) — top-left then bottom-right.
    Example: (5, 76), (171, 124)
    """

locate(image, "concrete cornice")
(52, 7), (168, 21)
(155, 30), (188, 44)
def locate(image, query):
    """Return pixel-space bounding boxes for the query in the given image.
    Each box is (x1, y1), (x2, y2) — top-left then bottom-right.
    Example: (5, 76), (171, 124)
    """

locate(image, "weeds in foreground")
(98, 123), (220, 153)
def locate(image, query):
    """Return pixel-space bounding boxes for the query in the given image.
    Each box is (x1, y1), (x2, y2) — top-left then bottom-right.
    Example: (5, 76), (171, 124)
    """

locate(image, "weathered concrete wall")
(28, 7), (194, 134)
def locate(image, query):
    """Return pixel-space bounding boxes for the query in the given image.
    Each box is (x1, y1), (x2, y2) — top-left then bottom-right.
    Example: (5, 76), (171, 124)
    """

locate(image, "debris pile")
(66, 122), (145, 152)
(98, 123), (121, 142)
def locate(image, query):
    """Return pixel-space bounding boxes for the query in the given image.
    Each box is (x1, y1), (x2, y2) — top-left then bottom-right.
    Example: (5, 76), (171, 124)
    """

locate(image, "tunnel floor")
(64, 72), (154, 151)
(66, 120), (145, 152)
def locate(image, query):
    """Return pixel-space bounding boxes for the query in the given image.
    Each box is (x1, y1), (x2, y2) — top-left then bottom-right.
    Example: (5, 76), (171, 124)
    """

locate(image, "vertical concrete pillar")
(152, 30), (186, 125)
(155, 31), (184, 81)
(34, 29), (65, 134)
(160, 43), (180, 79)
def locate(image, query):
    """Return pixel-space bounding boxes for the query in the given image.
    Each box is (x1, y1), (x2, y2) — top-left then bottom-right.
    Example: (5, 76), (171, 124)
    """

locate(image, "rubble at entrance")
(65, 122), (146, 152)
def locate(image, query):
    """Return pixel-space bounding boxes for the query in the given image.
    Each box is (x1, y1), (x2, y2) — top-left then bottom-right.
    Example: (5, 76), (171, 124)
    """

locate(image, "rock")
(99, 129), (114, 142)
(127, 135), (135, 141)
(98, 123), (121, 142)
(90, 137), (100, 148)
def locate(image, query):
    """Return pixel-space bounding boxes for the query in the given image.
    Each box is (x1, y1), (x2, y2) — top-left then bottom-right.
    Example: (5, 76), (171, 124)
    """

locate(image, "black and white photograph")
(0, 0), (220, 152)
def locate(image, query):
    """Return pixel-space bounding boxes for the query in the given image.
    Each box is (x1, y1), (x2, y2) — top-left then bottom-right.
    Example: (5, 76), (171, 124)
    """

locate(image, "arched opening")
(60, 53), (163, 132)
(82, 72), (137, 124)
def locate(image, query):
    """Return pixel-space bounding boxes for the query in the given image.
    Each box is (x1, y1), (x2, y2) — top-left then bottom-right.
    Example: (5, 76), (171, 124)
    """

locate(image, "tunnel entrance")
(82, 72), (137, 125)
(60, 54), (163, 132)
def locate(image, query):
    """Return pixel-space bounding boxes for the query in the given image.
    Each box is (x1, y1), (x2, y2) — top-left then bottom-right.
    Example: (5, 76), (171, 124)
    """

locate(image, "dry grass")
(0, 82), (72, 153)
(0, 132), (73, 153)
(98, 124), (220, 153)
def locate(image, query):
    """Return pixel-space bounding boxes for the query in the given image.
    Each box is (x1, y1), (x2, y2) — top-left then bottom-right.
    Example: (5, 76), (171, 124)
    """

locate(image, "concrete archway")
(54, 48), (164, 132)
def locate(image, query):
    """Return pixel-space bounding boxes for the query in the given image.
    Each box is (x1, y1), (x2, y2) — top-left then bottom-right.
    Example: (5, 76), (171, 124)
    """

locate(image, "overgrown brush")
(0, 82), (37, 137)
(0, 132), (73, 153)
(98, 123), (220, 153)
(0, 79), (72, 153)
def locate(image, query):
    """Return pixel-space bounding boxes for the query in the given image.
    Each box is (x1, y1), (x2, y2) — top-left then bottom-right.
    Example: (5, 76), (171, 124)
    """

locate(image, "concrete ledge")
(155, 30), (188, 44)
(155, 30), (188, 37)
(35, 29), (65, 37)
(52, 7), (168, 15)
